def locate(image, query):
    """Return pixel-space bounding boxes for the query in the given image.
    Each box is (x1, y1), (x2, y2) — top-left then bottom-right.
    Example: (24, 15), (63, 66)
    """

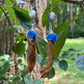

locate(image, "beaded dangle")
(40, 10), (57, 78)
(27, 8), (37, 72)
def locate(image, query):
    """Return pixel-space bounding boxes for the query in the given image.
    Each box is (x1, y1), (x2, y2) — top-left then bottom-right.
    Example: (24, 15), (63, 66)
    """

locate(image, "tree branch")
(0, 7), (13, 28)
(62, 0), (84, 6)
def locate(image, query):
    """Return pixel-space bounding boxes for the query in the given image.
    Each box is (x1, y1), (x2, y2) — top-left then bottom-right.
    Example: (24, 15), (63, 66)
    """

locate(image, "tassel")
(27, 30), (37, 72)
(40, 33), (57, 78)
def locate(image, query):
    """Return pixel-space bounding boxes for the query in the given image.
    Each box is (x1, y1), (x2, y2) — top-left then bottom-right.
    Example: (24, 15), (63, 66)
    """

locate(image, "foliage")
(13, 7), (31, 30)
(45, 39), (84, 83)
(36, 36), (48, 59)
(12, 41), (25, 55)
(0, 54), (42, 84)
(0, 0), (84, 83)
(0, 55), (13, 81)
(54, 18), (75, 57)
(68, 14), (84, 38)
(59, 60), (68, 71)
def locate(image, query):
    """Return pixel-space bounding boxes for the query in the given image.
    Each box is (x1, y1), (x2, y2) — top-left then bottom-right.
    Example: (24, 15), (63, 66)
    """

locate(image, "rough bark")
(70, 3), (74, 38)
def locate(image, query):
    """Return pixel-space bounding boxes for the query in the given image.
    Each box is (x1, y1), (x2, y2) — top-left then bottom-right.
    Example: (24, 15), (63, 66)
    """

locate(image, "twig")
(62, 0), (84, 7)
(0, 7), (13, 28)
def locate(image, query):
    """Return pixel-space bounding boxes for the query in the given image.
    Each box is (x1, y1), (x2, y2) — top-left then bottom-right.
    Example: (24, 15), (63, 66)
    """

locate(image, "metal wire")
(49, 23), (53, 34)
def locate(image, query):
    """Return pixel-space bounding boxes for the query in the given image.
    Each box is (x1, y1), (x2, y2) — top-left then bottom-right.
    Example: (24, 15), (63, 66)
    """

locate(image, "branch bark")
(62, 0), (84, 6)
(0, 7), (13, 28)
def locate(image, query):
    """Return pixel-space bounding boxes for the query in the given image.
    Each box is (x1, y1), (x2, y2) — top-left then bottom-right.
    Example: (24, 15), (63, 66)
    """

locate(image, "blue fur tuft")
(46, 33), (57, 41)
(27, 31), (37, 38)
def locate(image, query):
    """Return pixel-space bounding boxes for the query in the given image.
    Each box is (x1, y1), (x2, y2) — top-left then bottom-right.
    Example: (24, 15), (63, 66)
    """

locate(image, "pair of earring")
(27, 10), (57, 78)
(27, 26), (57, 78)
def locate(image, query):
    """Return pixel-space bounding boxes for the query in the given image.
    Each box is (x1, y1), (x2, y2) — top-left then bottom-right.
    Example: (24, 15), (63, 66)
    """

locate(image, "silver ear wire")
(49, 23), (53, 34)
(30, 20), (35, 31)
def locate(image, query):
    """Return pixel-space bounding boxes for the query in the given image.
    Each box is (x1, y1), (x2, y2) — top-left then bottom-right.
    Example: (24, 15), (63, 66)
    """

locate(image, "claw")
(41, 75), (44, 78)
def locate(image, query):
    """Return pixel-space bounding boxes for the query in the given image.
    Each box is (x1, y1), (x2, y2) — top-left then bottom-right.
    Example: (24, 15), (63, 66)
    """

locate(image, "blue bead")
(27, 31), (37, 38)
(48, 13), (51, 19)
(46, 33), (57, 41)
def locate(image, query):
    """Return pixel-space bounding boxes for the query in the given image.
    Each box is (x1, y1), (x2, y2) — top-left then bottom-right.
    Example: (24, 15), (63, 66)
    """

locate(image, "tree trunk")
(19, 0), (47, 83)
(0, 0), (47, 83)
(70, 3), (74, 38)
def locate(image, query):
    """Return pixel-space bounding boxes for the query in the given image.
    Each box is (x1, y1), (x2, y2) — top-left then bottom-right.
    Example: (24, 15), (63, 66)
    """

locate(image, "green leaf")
(17, 32), (26, 42)
(36, 54), (41, 65)
(0, 16), (6, 22)
(0, 73), (8, 80)
(13, 25), (23, 30)
(24, 76), (32, 84)
(42, 2), (59, 27)
(54, 19), (74, 57)
(0, 54), (10, 61)
(18, 59), (22, 63)
(18, 80), (25, 84)
(62, 51), (71, 58)
(6, 25), (23, 32)
(42, 7), (50, 27)
(36, 36), (48, 59)
(12, 41), (25, 55)
(0, 8), (3, 17)
(21, 68), (28, 78)
(40, 59), (47, 66)
(7, 8), (14, 25)
(53, 58), (59, 65)
(6, 26), (14, 32)
(0, 62), (9, 76)
(3, 81), (11, 84)
(5, 0), (13, 7)
(48, 68), (55, 79)
(12, 0), (16, 2)
(59, 60), (68, 71)
(76, 55), (84, 70)
(18, 64), (24, 69)
(6, 8), (19, 25)
(32, 79), (42, 84)
(11, 75), (20, 84)
(13, 7), (31, 30)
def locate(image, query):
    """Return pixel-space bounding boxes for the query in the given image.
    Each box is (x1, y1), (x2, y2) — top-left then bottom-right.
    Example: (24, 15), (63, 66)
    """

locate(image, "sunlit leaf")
(5, 0), (13, 7)
(54, 19), (74, 57)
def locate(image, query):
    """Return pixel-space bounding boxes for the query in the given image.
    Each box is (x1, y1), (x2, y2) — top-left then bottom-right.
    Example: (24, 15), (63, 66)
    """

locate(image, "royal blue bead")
(27, 31), (37, 38)
(48, 13), (51, 19)
(46, 33), (57, 41)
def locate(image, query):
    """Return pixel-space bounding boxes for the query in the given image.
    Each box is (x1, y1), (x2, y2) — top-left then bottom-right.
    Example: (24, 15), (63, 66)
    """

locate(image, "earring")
(40, 11), (57, 78)
(27, 10), (37, 72)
